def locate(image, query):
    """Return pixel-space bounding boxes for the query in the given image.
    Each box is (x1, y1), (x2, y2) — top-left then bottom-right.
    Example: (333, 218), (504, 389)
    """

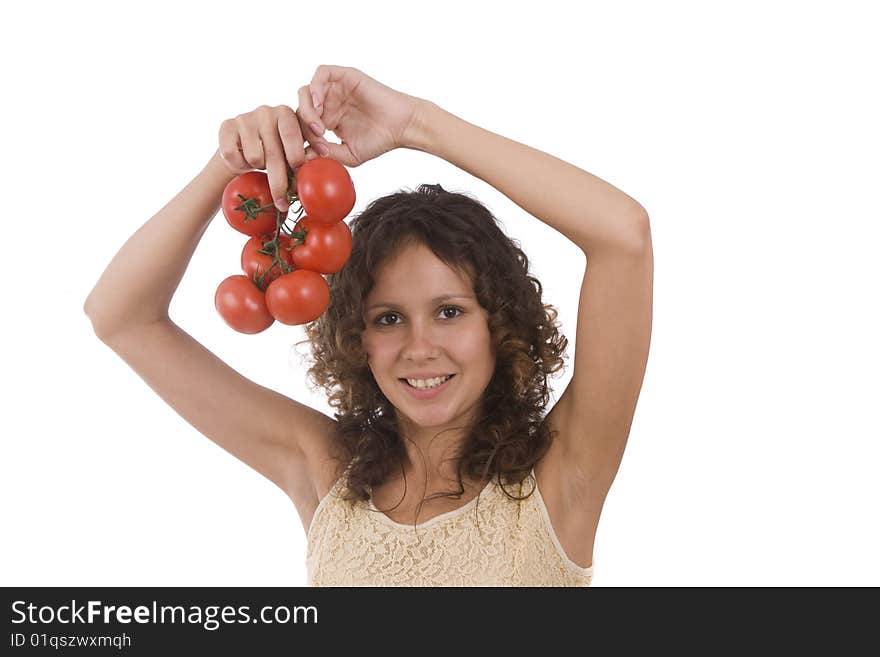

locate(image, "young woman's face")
(361, 242), (496, 435)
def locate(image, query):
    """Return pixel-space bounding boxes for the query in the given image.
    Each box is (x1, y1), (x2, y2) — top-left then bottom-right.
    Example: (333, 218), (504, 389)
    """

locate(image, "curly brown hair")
(301, 183), (568, 510)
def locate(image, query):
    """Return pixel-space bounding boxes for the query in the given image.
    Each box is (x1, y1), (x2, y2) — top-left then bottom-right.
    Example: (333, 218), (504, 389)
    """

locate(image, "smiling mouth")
(399, 374), (455, 390)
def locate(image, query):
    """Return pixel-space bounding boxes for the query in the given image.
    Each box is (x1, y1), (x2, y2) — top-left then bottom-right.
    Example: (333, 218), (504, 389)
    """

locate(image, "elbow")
(83, 296), (94, 319)
(608, 207), (651, 257)
(83, 297), (117, 343)
(84, 307), (110, 344)
(83, 295), (104, 331)
(628, 209), (651, 255)
(632, 203), (649, 225)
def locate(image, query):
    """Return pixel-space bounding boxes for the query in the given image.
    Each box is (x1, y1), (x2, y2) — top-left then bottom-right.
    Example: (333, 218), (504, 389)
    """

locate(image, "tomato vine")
(250, 167), (308, 291)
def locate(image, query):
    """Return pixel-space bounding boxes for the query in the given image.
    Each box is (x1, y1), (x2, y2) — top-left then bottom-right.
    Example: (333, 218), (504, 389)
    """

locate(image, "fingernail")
(310, 121), (325, 136)
(275, 199), (288, 212)
(312, 92), (321, 109)
(316, 142), (330, 157)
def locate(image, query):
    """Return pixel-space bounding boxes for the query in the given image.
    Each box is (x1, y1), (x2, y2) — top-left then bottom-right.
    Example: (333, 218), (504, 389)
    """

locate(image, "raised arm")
(84, 107), (343, 529)
(84, 150), (234, 332)
(403, 96), (653, 502)
(294, 66), (651, 501)
(406, 100), (649, 252)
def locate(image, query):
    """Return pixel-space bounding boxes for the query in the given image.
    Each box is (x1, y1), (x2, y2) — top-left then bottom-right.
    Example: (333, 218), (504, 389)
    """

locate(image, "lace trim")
(366, 478), (495, 531)
(306, 476), (343, 544)
(532, 476), (594, 575)
(308, 467), (594, 578)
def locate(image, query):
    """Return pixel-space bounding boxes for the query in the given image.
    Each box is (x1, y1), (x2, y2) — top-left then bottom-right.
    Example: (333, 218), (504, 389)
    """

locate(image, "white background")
(2, 1), (877, 586)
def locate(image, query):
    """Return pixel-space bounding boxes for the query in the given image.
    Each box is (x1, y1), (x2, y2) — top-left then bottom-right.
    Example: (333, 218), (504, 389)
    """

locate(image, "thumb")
(303, 146), (320, 162)
(305, 142), (359, 168)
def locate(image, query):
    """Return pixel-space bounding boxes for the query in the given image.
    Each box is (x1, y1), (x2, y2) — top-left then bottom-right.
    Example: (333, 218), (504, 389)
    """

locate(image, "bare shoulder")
(89, 317), (348, 537)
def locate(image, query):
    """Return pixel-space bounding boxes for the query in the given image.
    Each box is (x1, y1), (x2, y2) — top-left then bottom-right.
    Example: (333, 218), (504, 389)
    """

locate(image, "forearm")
(406, 100), (648, 255)
(84, 149), (237, 336)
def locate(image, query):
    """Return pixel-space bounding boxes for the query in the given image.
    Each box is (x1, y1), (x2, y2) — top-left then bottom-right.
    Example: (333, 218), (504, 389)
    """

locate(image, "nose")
(401, 321), (441, 362)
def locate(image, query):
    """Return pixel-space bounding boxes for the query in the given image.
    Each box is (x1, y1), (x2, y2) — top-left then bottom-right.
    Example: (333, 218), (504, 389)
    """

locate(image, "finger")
(260, 114), (296, 212)
(237, 113), (265, 170)
(218, 119), (250, 173)
(303, 141), (356, 168)
(309, 64), (354, 112)
(294, 108), (330, 161)
(323, 141), (359, 167)
(297, 84), (326, 138)
(276, 106), (306, 171)
(307, 65), (358, 133)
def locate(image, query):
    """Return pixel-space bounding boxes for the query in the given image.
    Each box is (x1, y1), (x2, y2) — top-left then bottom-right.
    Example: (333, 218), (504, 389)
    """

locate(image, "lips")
(400, 373), (455, 380)
(402, 374), (451, 387)
(399, 374), (456, 399)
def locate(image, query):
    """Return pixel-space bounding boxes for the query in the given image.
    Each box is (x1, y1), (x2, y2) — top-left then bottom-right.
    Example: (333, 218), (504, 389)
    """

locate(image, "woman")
(84, 65), (653, 586)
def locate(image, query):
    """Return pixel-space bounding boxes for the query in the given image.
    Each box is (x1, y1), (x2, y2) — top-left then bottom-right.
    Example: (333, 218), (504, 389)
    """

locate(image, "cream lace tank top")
(306, 466), (594, 587)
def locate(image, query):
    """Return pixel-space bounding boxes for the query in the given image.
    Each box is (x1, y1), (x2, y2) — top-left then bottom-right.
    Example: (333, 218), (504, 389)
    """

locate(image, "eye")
(375, 312), (401, 326)
(439, 306), (463, 319)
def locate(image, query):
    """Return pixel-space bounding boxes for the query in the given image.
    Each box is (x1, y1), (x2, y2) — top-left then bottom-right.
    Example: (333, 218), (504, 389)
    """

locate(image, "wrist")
(402, 98), (442, 153)
(207, 148), (242, 183)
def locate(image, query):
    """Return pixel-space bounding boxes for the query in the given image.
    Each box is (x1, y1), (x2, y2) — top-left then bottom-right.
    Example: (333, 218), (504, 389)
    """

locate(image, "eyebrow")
(365, 294), (475, 313)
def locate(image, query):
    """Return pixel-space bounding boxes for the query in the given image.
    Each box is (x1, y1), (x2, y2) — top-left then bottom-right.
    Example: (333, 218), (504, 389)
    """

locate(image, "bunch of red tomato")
(215, 158), (355, 334)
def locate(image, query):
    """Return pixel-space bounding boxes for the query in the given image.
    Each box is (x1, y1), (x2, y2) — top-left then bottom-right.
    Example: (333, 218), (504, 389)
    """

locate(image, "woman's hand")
(218, 105), (308, 211)
(296, 65), (424, 168)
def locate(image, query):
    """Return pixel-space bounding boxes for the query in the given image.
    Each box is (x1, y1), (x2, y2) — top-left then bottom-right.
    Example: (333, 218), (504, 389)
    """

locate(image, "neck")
(393, 425), (469, 487)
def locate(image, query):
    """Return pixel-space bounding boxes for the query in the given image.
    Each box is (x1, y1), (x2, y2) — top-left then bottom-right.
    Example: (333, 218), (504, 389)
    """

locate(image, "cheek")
(456, 325), (494, 368)
(361, 332), (390, 368)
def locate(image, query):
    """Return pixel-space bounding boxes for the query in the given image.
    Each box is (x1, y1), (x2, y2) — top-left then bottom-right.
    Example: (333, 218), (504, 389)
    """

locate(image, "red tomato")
(290, 216), (352, 274)
(241, 234), (295, 289)
(214, 275), (275, 334)
(222, 171), (281, 237)
(295, 158), (355, 225)
(265, 270), (330, 325)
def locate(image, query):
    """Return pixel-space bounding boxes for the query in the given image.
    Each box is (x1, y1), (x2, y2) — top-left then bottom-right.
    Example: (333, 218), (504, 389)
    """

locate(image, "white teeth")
(406, 375), (452, 390)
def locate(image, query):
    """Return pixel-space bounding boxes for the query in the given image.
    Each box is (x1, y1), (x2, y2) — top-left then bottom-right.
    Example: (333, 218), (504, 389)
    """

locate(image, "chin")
(396, 402), (463, 431)
(399, 407), (454, 428)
